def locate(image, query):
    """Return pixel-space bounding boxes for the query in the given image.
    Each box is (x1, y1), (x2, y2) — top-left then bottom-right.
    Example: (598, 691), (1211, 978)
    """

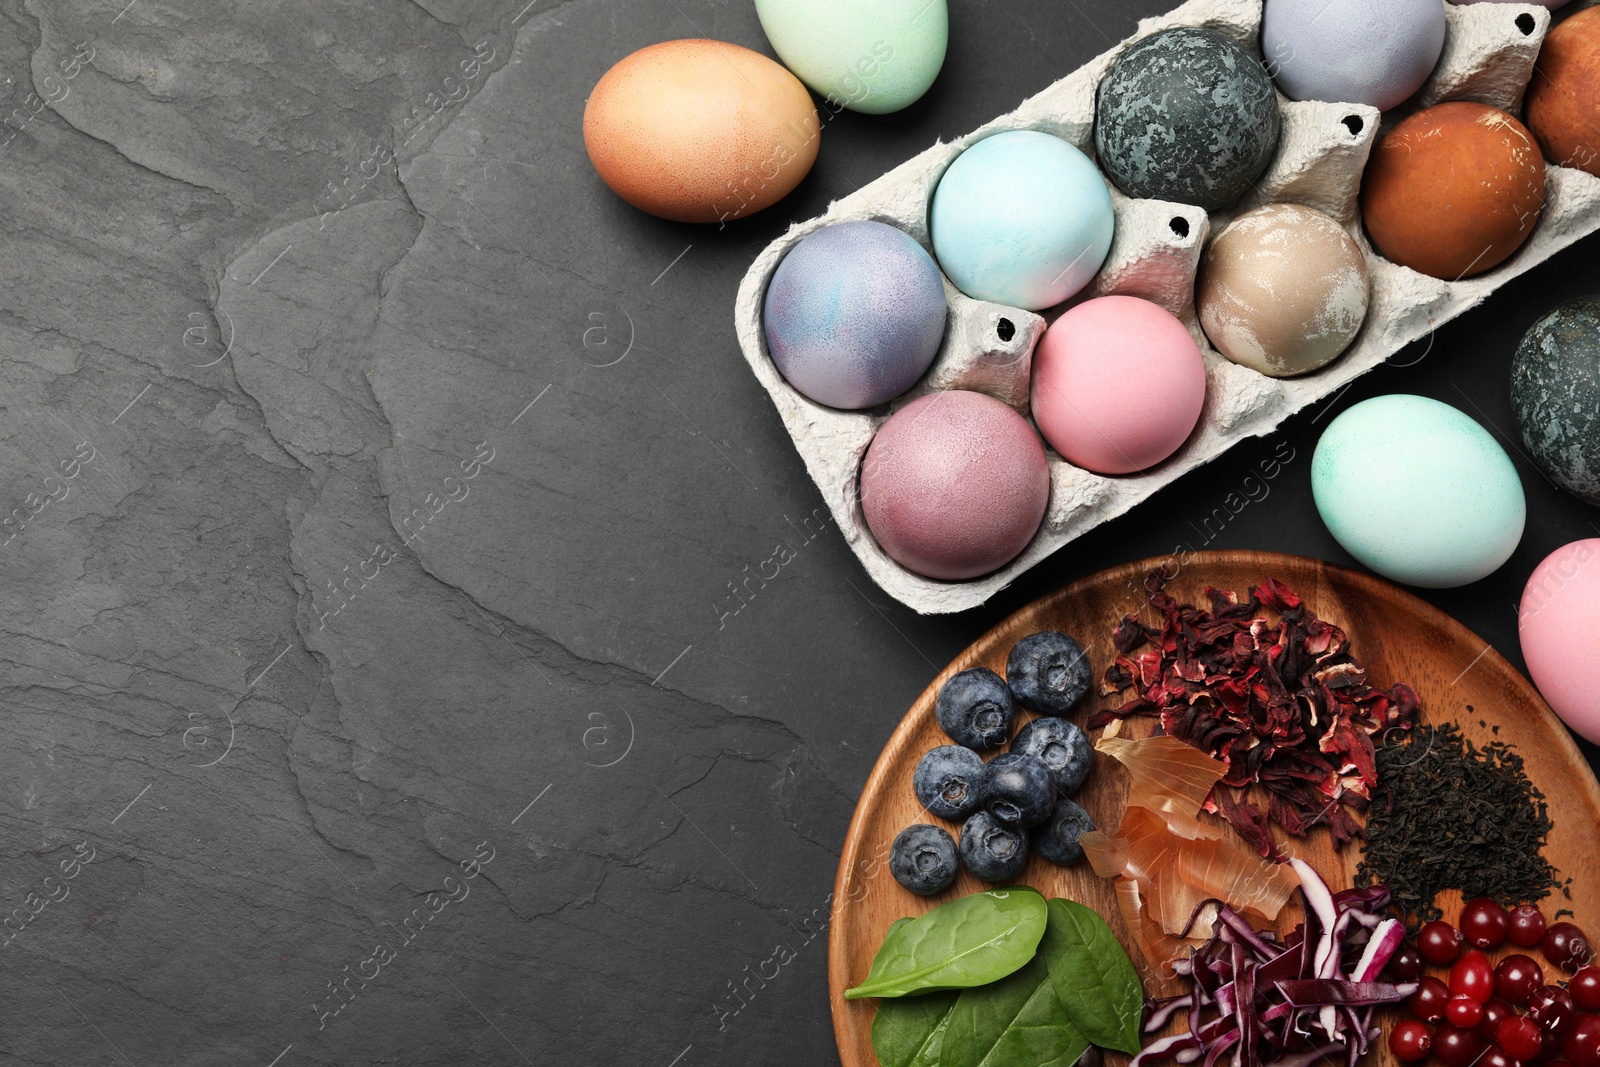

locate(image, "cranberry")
(1532, 986), (1579, 1034)
(1448, 995), (1486, 1029)
(1390, 1018), (1435, 1063)
(1389, 943), (1425, 982)
(1436, 1023), (1487, 1067)
(1481, 999), (1518, 1042)
(1499, 954), (1549, 1005)
(1412, 976), (1453, 1022)
(1504, 1018), (1548, 1062)
(1480, 1046), (1522, 1067)
(1512, 905), (1551, 949)
(1535, 1025), (1566, 1064)
(1423, 920), (1467, 965)
(1573, 968), (1600, 1012)
(1564, 1014), (1600, 1067)
(1464, 898), (1513, 950)
(1545, 924), (1595, 974)
(1454, 949), (1497, 1003)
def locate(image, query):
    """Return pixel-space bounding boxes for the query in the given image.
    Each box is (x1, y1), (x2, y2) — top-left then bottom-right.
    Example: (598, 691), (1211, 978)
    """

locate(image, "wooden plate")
(829, 551), (1600, 1067)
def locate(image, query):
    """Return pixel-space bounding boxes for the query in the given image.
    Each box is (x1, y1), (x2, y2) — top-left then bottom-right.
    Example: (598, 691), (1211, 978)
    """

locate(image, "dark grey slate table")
(2, 0), (1596, 1063)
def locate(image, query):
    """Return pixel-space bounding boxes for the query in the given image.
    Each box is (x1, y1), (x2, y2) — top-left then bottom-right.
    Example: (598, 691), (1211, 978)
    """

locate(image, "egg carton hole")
(733, 0), (1600, 614)
(996, 317), (1016, 342)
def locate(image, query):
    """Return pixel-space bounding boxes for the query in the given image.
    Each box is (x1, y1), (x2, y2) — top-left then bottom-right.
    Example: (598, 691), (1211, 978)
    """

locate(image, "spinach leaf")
(937, 928), (1089, 1067)
(845, 887), (1047, 1000)
(872, 989), (958, 1067)
(872, 919), (958, 1067)
(1042, 899), (1145, 1055)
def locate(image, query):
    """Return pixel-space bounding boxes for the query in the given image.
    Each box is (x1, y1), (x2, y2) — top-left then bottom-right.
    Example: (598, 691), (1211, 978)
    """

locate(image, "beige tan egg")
(583, 39), (821, 225)
(1197, 203), (1370, 379)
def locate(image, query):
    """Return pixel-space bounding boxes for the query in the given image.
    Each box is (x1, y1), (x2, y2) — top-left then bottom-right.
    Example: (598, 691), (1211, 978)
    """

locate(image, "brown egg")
(1527, 7), (1600, 177)
(583, 40), (821, 225)
(1198, 203), (1370, 378)
(1360, 101), (1546, 280)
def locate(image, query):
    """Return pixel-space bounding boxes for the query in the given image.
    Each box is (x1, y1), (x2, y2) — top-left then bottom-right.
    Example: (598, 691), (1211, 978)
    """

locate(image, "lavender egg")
(763, 220), (947, 410)
(1263, 0), (1446, 111)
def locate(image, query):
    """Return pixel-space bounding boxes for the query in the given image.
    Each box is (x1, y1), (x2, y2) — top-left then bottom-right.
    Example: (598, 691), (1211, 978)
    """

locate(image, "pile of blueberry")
(889, 630), (1098, 897)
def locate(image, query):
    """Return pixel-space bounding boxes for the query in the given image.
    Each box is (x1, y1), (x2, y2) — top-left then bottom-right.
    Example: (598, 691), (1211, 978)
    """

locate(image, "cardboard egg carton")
(733, 0), (1600, 615)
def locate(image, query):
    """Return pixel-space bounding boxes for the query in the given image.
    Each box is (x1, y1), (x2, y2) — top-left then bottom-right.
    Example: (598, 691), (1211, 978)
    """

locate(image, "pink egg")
(1519, 539), (1600, 743)
(860, 390), (1050, 581)
(1030, 295), (1207, 475)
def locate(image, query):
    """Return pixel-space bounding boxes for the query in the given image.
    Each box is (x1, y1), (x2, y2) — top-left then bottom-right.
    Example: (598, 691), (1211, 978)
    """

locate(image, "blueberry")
(913, 745), (986, 821)
(1032, 798), (1095, 865)
(1006, 631), (1092, 714)
(959, 810), (1029, 882)
(935, 667), (1016, 750)
(890, 824), (959, 896)
(978, 752), (1055, 827)
(1011, 716), (1093, 795)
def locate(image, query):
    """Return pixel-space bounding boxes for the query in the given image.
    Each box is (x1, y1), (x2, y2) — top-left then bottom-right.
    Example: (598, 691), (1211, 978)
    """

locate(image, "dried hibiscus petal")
(1094, 570), (1420, 858)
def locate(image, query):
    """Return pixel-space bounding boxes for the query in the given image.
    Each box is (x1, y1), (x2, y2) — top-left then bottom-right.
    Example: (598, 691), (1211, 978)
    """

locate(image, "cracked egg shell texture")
(1526, 7), (1600, 178)
(1360, 101), (1546, 280)
(1030, 296), (1206, 475)
(860, 391), (1049, 581)
(582, 39), (820, 224)
(1511, 296), (1600, 507)
(1093, 27), (1281, 212)
(1198, 203), (1370, 379)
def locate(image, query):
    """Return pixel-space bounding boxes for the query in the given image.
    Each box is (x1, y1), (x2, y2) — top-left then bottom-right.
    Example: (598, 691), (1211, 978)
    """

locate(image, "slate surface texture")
(2, 0), (1597, 1064)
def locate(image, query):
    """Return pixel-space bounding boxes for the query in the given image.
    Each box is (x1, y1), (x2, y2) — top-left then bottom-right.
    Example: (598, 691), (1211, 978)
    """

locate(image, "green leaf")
(872, 989), (958, 1067)
(1042, 899), (1145, 1055)
(872, 920), (958, 1067)
(845, 887), (1048, 1000)
(936, 937), (1089, 1067)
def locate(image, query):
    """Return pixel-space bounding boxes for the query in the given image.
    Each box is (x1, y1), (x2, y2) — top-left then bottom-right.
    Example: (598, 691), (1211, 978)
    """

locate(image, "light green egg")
(754, 0), (948, 115)
(1311, 394), (1526, 589)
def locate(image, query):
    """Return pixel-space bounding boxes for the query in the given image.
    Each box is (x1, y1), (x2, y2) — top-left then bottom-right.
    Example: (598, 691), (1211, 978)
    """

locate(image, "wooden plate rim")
(827, 549), (1600, 1065)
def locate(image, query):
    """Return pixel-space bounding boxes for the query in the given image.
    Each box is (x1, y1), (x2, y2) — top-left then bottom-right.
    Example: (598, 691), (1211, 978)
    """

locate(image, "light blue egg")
(1312, 395), (1526, 588)
(929, 130), (1115, 312)
(754, 0), (948, 115)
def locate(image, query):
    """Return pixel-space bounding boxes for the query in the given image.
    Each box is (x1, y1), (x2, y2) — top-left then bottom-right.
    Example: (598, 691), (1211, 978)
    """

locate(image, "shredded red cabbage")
(1132, 862), (1416, 1067)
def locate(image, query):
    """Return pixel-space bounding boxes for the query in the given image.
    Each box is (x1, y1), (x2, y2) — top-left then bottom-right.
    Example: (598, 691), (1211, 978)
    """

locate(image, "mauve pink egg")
(1519, 538), (1600, 743)
(1030, 295), (1206, 475)
(860, 390), (1050, 581)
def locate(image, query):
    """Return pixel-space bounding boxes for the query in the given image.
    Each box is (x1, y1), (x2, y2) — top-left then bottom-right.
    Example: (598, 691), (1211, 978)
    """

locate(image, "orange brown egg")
(1526, 7), (1600, 177)
(1360, 101), (1546, 281)
(582, 39), (821, 225)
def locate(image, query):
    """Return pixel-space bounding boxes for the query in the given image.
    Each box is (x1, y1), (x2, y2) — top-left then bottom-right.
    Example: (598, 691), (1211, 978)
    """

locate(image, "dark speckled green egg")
(1094, 27), (1281, 212)
(1512, 297), (1600, 507)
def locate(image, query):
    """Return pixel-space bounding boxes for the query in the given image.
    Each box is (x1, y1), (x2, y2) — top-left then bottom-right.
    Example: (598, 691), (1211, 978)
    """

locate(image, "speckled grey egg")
(1512, 297), (1600, 506)
(1094, 27), (1282, 212)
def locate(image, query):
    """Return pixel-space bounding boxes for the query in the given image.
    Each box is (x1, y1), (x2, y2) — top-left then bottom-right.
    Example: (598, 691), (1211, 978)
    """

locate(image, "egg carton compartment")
(732, 0), (1600, 615)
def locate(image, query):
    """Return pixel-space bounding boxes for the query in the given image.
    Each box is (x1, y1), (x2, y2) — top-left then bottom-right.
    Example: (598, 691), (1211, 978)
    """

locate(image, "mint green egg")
(754, 0), (948, 115)
(1312, 395), (1526, 589)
